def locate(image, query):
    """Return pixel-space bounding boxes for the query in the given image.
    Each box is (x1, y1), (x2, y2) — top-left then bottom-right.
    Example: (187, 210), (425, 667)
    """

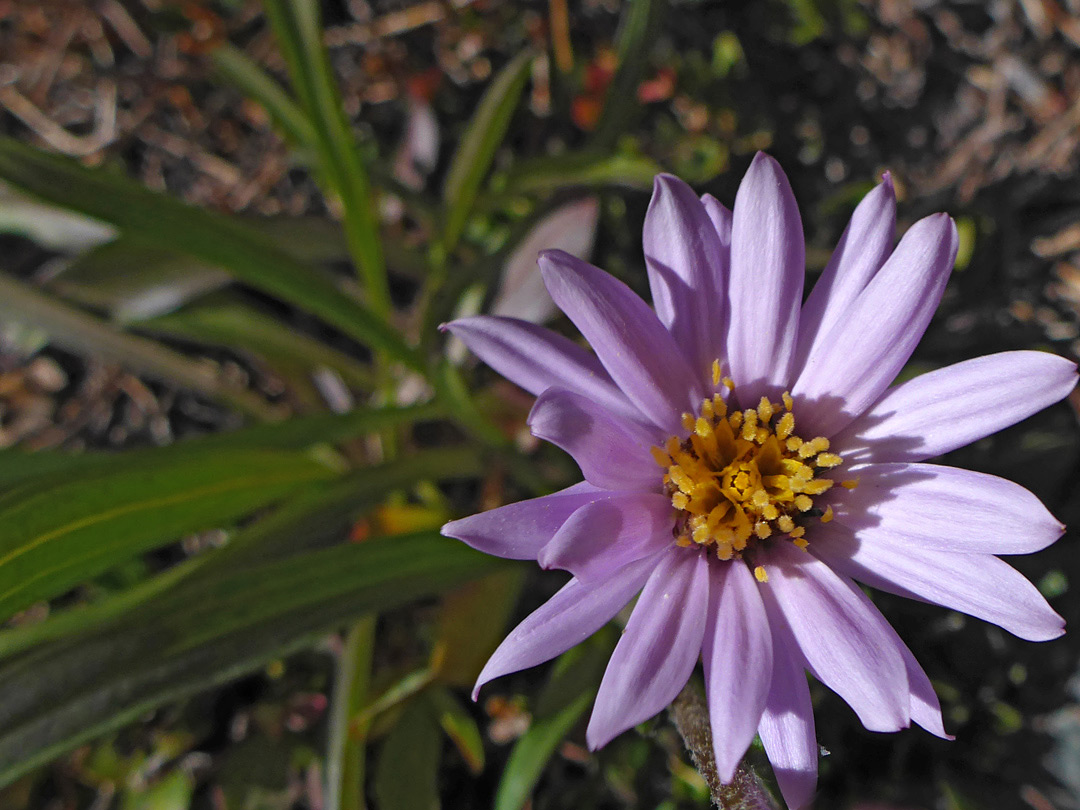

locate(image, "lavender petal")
(791, 213), (959, 437)
(643, 174), (727, 384)
(472, 554), (657, 698)
(825, 462), (1064, 555)
(442, 315), (641, 424)
(529, 387), (664, 491)
(703, 560), (773, 782)
(794, 175), (896, 372)
(727, 152), (805, 404)
(758, 542), (909, 731)
(539, 250), (703, 433)
(537, 493), (675, 581)
(812, 522), (1065, 641)
(757, 620), (818, 810)
(832, 351), (1078, 464)
(586, 550), (710, 748)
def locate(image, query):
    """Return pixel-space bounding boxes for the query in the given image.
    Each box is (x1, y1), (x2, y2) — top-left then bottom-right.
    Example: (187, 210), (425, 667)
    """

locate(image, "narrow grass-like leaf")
(262, 0), (389, 315)
(0, 444), (482, 659)
(0, 448), (335, 622)
(211, 43), (318, 151)
(197, 401), (443, 452)
(494, 633), (613, 810)
(325, 617), (375, 810)
(0, 271), (276, 420)
(143, 297), (376, 395)
(433, 569), (523, 688)
(0, 401), (442, 491)
(494, 690), (593, 810)
(441, 49), (533, 252)
(0, 530), (507, 787)
(0, 138), (421, 370)
(374, 698), (442, 810)
(500, 151), (661, 197)
(428, 686), (485, 774)
(50, 240), (229, 322)
(591, 0), (659, 147)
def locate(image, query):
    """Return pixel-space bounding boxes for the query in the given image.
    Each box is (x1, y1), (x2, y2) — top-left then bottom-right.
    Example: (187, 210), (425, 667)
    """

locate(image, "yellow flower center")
(650, 362), (855, 562)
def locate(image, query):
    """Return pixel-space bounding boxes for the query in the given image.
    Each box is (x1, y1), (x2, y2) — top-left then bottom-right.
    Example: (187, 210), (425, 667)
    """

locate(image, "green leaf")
(374, 698), (441, 810)
(500, 151), (661, 197)
(0, 447), (335, 622)
(0, 137), (421, 371)
(0, 185), (114, 251)
(356, 668), (435, 732)
(0, 401), (441, 494)
(211, 44), (318, 152)
(428, 687), (485, 775)
(0, 530), (506, 787)
(433, 569), (523, 687)
(0, 271), (277, 420)
(262, 0), (390, 315)
(591, 0), (660, 147)
(142, 296), (376, 398)
(49, 239), (228, 323)
(196, 401), (443, 453)
(494, 631), (614, 810)
(0, 445), (485, 660)
(325, 616), (376, 810)
(441, 50), (533, 251)
(495, 691), (594, 810)
(121, 768), (195, 810)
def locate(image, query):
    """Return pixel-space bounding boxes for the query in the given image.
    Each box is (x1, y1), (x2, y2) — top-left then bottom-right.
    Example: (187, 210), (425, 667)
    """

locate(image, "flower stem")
(670, 681), (780, 810)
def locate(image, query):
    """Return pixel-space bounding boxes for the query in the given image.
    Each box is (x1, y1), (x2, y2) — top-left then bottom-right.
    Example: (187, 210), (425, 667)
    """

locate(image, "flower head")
(441, 153), (1077, 809)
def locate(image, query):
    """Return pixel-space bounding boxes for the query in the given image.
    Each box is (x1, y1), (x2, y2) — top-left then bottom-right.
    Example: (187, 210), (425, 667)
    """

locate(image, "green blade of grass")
(0, 447), (336, 623)
(0, 530), (507, 787)
(262, 0), (390, 315)
(0, 271), (277, 420)
(0, 137), (421, 371)
(441, 49), (533, 252)
(0, 444), (479, 660)
(211, 43), (318, 151)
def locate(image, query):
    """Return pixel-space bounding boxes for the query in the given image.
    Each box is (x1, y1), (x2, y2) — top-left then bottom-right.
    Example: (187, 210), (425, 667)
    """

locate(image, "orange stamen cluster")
(651, 375), (850, 561)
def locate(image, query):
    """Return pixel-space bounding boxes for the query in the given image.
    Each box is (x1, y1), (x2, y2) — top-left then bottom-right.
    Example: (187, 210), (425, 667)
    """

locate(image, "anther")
(777, 412), (796, 440)
(650, 446), (671, 468)
(754, 565), (769, 583)
(712, 360), (722, 387)
(815, 452), (843, 468)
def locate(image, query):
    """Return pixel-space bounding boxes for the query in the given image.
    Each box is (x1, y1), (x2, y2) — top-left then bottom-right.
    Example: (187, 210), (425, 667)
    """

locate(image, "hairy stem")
(670, 681), (780, 810)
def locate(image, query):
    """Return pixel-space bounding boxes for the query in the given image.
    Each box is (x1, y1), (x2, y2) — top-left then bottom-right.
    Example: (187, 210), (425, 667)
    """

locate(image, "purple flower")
(441, 153), (1077, 809)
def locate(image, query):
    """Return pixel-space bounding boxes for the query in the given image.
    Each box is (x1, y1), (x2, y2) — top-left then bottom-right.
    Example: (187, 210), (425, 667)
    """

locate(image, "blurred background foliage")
(0, 0), (1079, 808)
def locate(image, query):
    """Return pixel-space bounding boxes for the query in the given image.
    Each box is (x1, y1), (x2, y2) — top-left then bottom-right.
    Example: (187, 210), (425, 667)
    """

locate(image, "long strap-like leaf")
(0, 137), (421, 370)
